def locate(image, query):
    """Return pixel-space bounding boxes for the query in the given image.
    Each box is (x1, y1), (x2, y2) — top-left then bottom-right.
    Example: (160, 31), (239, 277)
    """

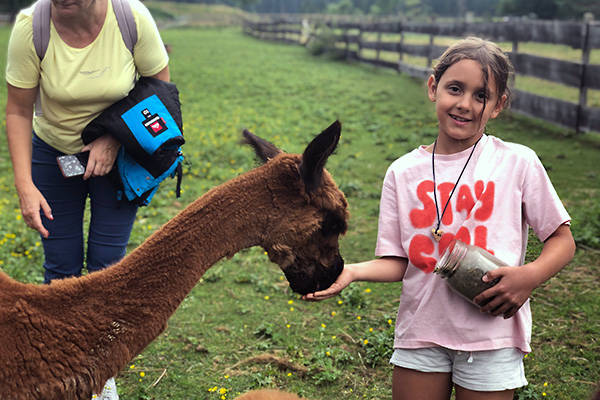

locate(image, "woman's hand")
(81, 134), (121, 179)
(17, 183), (53, 239)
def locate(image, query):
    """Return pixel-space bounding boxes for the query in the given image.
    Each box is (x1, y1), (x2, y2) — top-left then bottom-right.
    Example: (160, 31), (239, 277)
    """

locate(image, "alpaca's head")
(243, 121), (348, 295)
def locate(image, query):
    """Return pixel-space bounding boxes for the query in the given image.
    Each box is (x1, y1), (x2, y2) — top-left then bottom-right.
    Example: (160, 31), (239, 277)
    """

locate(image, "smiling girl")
(304, 37), (576, 400)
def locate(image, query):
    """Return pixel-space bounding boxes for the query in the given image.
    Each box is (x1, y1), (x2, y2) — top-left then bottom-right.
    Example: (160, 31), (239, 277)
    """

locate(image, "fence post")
(510, 38), (518, 90)
(376, 24), (382, 67)
(576, 21), (591, 134)
(427, 33), (434, 68)
(397, 26), (404, 74)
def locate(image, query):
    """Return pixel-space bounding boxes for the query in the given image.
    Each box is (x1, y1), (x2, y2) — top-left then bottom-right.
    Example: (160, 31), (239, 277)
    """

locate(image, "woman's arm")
(303, 256), (408, 301)
(6, 83), (53, 238)
(81, 65), (171, 179)
(148, 65), (170, 82)
(474, 223), (576, 319)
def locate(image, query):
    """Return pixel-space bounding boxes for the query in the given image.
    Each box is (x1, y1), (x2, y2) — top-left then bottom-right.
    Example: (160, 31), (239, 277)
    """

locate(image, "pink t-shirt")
(375, 135), (570, 353)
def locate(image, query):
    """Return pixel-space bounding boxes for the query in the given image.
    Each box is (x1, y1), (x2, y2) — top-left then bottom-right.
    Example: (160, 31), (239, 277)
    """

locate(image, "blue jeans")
(32, 135), (138, 283)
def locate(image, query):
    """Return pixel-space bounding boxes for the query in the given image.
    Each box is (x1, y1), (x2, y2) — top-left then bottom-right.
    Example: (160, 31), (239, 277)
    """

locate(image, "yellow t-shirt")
(6, 0), (169, 154)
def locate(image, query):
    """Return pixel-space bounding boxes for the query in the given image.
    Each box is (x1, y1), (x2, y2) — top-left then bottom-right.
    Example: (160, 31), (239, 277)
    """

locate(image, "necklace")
(431, 138), (481, 241)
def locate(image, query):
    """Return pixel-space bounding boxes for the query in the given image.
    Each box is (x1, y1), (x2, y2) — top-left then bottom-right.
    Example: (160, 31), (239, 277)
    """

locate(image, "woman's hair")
(432, 37), (514, 109)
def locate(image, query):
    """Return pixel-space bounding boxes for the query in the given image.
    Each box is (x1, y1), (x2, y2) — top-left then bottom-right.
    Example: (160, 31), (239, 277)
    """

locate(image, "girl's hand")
(81, 134), (121, 180)
(17, 183), (52, 238)
(302, 266), (355, 301)
(473, 266), (537, 319)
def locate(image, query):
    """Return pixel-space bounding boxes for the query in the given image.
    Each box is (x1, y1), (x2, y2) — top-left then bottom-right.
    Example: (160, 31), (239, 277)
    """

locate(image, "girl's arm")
(303, 256), (408, 301)
(474, 223), (575, 319)
(6, 83), (53, 238)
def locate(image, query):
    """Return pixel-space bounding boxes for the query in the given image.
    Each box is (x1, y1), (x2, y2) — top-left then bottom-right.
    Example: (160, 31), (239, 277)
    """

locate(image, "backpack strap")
(111, 0), (137, 54)
(32, 0), (137, 60)
(32, 0), (51, 60)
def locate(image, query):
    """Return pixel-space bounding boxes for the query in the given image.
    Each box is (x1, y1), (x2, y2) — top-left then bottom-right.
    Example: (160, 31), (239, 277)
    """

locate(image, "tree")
(1, 0), (34, 21)
(497, 0), (557, 19)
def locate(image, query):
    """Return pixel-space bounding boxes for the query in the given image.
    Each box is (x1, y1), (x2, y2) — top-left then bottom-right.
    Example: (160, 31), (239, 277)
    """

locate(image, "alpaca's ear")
(299, 120), (341, 193)
(243, 129), (282, 163)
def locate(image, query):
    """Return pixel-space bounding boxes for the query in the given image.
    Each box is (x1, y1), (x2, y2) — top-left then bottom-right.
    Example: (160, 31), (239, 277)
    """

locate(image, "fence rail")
(243, 16), (600, 134)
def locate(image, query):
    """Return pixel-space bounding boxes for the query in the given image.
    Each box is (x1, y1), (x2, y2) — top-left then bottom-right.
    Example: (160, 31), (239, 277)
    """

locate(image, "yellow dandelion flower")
(369, 328), (373, 332)
(287, 372), (292, 377)
(219, 387), (228, 394)
(357, 316), (362, 320)
(363, 339), (369, 345)
(544, 382), (548, 387)
(365, 288), (371, 293)
(130, 365), (135, 369)
(321, 323), (326, 328)
(224, 375), (230, 379)
(290, 307), (294, 311)
(338, 300), (343, 305)
(288, 300), (294, 304)
(332, 335), (337, 340)
(140, 372), (145, 377)
(331, 311), (337, 316)
(388, 319), (393, 325)
(286, 324), (291, 328)
(264, 296), (270, 300)
(542, 393), (546, 397)
(326, 351), (331, 356)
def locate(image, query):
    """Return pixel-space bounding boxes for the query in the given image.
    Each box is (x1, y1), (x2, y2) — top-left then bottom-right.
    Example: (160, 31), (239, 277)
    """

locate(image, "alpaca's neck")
(66, 166), (275, 370)
(112, 167), (270, 311)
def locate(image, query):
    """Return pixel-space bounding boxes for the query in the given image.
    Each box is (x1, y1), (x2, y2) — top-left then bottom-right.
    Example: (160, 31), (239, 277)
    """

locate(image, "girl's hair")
(432, 37), (514, 108)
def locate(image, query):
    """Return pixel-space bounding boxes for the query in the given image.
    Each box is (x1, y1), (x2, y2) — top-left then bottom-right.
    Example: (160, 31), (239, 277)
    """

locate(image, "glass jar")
(434, 239), (506, 307)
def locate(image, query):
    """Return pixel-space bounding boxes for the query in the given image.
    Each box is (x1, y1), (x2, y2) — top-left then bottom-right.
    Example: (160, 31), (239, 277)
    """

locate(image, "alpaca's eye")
(321, 213), (347, 237)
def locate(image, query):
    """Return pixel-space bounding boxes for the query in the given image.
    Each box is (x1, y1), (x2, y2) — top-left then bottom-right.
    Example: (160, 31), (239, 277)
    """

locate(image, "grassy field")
(0, 21), (599, 400)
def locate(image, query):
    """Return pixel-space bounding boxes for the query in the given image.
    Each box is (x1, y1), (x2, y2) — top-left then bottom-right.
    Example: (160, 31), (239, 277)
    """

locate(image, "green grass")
(0, 25), (599, 400)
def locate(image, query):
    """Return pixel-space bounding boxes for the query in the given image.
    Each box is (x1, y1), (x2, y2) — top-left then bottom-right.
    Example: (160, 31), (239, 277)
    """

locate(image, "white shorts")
(390, 347), (528, 392)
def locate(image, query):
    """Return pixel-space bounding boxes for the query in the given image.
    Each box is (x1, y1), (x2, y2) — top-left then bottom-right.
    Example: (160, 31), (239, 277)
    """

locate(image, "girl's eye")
(475, 92), (487, 102)
(448, 86), (460, 94)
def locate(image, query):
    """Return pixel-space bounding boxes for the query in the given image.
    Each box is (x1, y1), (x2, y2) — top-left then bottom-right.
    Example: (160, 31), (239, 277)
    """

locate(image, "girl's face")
(428, 59), (506, 153)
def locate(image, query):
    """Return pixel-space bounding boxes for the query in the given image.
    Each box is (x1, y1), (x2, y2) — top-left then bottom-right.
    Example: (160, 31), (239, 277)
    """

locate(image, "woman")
(5, 0), (170, 397)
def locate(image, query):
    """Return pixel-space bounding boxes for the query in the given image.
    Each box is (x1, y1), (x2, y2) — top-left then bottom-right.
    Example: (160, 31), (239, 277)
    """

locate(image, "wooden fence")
(243, 16), (600, 134)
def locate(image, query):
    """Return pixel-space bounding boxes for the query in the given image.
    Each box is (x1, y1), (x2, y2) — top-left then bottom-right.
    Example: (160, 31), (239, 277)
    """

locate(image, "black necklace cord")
(431, 137), (482, 234)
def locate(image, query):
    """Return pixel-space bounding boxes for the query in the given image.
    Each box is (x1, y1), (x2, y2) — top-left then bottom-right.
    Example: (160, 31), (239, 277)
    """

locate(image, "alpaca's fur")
(0, 122), (347, 399)
(234, 389), (304, 400)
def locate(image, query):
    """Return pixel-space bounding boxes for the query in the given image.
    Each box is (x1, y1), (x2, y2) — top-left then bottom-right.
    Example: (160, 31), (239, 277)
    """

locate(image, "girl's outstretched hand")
(302, 266), (355, 301)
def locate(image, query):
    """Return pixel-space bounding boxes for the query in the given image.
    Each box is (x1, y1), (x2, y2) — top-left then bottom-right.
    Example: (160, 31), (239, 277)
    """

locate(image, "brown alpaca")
(0, 121), (348, 399)
(234, 389), (304, 400)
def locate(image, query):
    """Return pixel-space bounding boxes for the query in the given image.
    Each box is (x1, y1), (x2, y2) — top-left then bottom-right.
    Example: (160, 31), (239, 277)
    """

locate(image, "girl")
(304, 37), (575, 400)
